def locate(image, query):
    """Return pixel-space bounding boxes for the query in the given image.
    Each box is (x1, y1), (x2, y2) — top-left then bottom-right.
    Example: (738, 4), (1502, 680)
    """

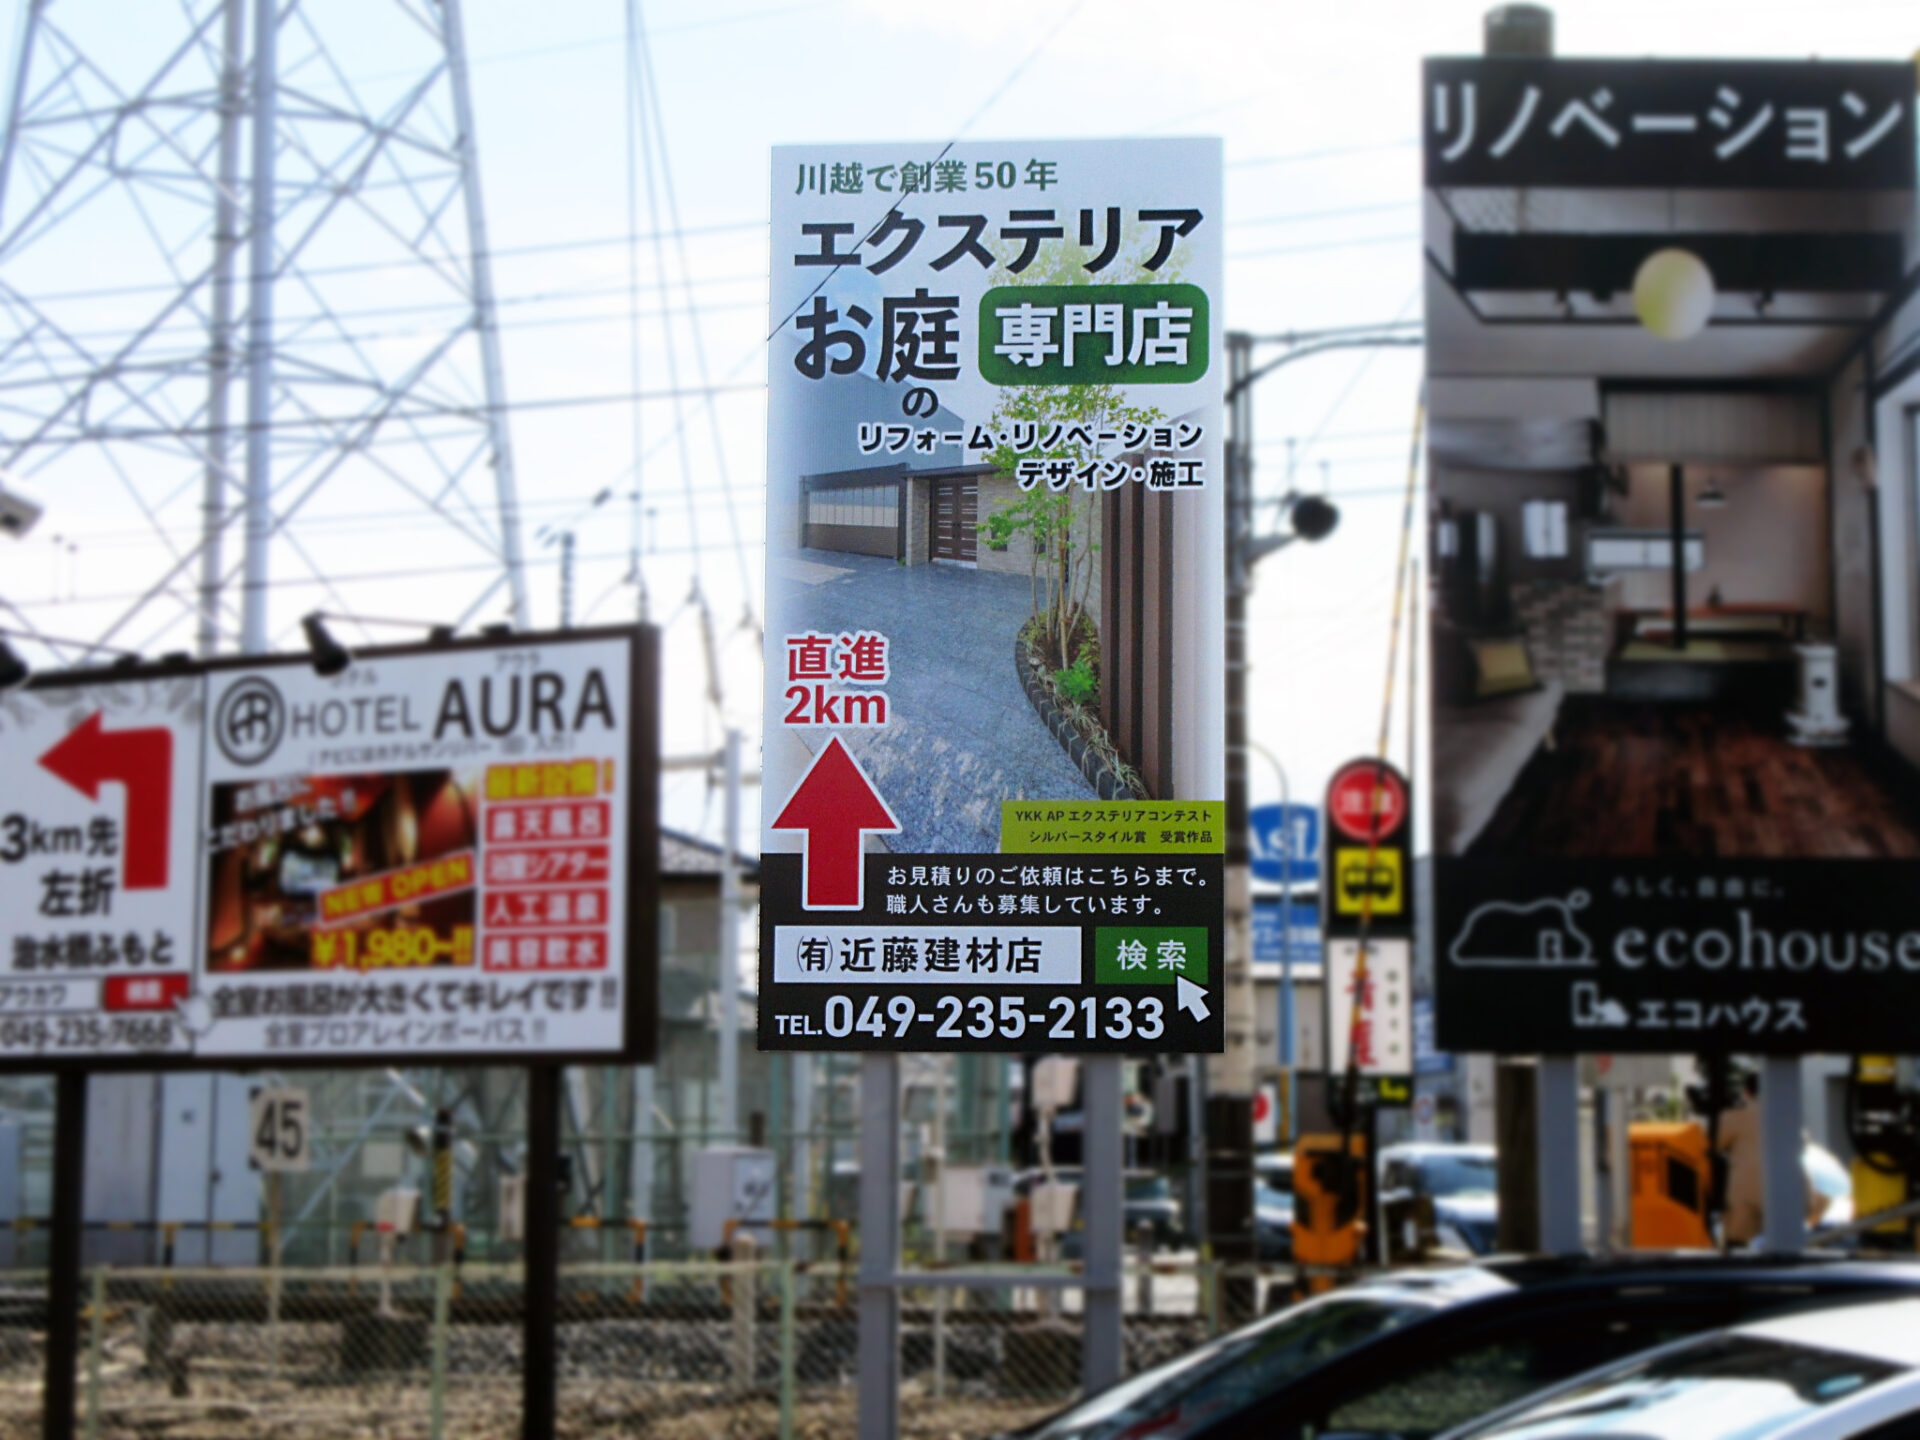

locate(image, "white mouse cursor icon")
(1176, 976), (1210, 1021)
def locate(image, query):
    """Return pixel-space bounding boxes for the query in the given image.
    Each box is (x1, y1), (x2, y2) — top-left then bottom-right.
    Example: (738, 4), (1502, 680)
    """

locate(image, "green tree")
(979, 228), (1177, 673)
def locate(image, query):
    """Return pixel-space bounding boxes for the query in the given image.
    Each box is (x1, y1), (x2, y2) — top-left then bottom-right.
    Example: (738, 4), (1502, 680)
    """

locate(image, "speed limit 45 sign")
(249, 1087), (311, 1173)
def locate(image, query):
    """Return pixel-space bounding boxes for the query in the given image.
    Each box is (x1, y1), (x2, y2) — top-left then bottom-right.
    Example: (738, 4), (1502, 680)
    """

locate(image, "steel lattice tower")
(0, 0), (528, 663)
(0, 0), (533, 1264)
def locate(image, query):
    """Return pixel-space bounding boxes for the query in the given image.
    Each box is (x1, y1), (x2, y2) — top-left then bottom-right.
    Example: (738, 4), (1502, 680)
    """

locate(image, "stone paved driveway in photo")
(781, 549), (1094, 853)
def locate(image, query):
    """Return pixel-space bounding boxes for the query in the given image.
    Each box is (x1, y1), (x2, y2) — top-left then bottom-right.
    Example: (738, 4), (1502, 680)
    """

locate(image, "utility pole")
(1211, 334), (1260, 1320)
(717, 729), (743, 1142)
(1218, 324), (1420, 1307)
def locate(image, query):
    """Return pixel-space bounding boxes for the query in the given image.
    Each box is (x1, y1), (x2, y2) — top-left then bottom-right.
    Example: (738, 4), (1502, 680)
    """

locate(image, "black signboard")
(757, 852), (1224, 1052)
(1435, 858), (1920, 1055)
(1424, 59), (1915, 191)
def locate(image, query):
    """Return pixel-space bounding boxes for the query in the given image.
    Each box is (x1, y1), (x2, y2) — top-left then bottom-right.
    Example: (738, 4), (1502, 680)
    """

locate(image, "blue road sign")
(1252, 897), (1321, 967)
(1251, 802), (1319, 885)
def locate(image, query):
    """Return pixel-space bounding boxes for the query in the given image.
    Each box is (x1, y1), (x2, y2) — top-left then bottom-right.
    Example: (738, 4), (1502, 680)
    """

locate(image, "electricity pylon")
(0, 0), (528, 663)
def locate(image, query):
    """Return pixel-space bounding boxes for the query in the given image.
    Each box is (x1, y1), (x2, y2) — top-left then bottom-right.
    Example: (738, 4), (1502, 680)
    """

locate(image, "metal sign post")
(42, 1071), (87, 1440)
(856, 1054), (899, 1440)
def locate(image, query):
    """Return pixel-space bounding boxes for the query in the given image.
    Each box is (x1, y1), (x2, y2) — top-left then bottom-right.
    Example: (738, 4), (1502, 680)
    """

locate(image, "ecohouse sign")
(0, 627), (658, 1071)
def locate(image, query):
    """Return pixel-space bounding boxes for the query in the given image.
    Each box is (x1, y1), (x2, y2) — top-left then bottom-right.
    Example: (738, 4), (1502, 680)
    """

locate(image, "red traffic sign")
(1326, 760), (1408, 844)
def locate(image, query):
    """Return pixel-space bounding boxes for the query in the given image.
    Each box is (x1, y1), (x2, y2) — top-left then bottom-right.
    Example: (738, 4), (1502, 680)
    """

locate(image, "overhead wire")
(633, 0), (758, 625)
(1334, 380), (1426, 1186)
(623, 0), (650, 622)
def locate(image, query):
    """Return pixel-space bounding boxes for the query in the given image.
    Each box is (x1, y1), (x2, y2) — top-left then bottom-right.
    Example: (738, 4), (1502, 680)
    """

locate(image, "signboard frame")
(0, 624), (660, 1074)
(1422, 50), (1920, 1058)
(756, 137), (1227, 1057)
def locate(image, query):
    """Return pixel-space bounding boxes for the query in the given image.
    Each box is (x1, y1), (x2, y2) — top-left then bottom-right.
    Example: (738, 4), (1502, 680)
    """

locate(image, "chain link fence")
(0, 1259), (1286, 1440)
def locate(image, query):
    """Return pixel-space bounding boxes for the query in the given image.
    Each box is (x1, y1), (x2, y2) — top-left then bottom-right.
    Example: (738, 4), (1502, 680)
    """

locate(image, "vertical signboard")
(759, 139), (1225, 1052)
(1322, 759), (1413, 1105)
(0, 628), (658, 1069)
(1423, 56), (1920, 1053)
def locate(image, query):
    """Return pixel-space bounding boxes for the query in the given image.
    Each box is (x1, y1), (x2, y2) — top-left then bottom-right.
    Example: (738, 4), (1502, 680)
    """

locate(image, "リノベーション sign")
(1422, 51), (1920, 1054)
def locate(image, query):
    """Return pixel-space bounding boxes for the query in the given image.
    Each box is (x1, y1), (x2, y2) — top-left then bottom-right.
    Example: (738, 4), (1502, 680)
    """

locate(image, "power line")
(1227, 138), (1416, 169)
(1229, 232), (1418, 262)
(0, 380), (766, 448)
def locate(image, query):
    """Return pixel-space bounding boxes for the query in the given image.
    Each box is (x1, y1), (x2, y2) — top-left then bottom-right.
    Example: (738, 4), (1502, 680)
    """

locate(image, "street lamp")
(1207, 324), (1414, 1317)
(0, 472), (43, 540)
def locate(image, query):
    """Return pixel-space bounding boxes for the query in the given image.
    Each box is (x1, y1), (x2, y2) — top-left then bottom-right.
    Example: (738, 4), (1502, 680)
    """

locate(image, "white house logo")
(1448, 890), (1595, 969)
(214, 676), (285, 766)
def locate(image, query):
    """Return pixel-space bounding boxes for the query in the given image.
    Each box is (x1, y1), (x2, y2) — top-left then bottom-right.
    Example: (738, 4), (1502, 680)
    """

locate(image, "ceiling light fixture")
(1633, 247), (1716, 341)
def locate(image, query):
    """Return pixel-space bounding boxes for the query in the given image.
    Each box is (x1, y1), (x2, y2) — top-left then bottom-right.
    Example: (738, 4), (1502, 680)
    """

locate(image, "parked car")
(1439, 1296), (1920, 1440)
(1806, 1141), (1856, 1230)
(995, 1254), (1920, 1440)
(1378, 1142), (1499, 1255)
(1255, 1179), (1295, 1262)
(1255, 1151), (1295, 1196)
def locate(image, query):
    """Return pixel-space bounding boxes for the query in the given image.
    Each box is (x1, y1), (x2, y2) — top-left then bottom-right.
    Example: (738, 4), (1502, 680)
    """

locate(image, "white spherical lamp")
(1632, 248), (1715, 341)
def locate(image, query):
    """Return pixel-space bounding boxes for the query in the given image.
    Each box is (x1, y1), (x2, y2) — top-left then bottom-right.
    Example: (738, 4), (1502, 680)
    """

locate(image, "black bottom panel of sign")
(1435, 857), (1920, 1054)
(757, 852), (1224, 1053)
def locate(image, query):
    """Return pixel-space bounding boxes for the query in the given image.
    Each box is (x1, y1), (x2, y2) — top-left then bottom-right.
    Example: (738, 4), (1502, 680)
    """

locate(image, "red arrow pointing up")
(38, 711), (173, 890)
(770, 737), (899, 910)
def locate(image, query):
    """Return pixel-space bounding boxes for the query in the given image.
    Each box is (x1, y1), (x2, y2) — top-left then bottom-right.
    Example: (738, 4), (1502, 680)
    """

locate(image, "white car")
(1438, 1297), (1920, 1440)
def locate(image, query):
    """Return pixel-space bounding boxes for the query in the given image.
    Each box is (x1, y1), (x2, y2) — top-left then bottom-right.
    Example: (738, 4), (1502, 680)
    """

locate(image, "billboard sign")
(1250, 801), (1318, 885)
(0, 628), (657, 1070)
(759, 139), (1225, 1052)
(1423, 53), (1920, 1053)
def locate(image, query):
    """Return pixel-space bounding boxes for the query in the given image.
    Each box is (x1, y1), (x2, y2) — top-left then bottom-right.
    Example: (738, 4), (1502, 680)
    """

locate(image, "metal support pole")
(1212, 331), (1257, 1320)
(0, 0), (43, 225)
(856, 1054), (900, 1440)
(523, 1065), (561, 1440)
(718, 729), (742, 1142)
(1081, 1055), (1124, 1393)
(778, 1260), (798, 1440)
(630, 1066), (655, 1223)
(239, 0), (277, 653)
(430, 1261), (452, 1440)
(1593, 1085), (1613, 1255)
(441, 0), (529, 628)
(1761, 1056), (1807, 1252)
(44, 1069), (87, 1440)
(82, 1267), (102, 1440)
(1536, 1056), (1581, 1254)
(199, 0), (245, 657)
(1668, 464), (1688, 653)
(790, 1055), (813, 1220)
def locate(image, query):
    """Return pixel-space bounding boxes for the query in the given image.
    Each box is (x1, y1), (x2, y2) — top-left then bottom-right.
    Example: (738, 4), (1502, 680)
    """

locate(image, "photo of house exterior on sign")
(1423, 56), (1920, 1054)
(760, 140), (1226, 1054)
(765, 140), (1223, 855)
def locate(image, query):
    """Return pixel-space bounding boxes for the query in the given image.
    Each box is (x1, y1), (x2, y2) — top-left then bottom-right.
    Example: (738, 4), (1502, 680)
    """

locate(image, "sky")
(1, 0), (1916, 848)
